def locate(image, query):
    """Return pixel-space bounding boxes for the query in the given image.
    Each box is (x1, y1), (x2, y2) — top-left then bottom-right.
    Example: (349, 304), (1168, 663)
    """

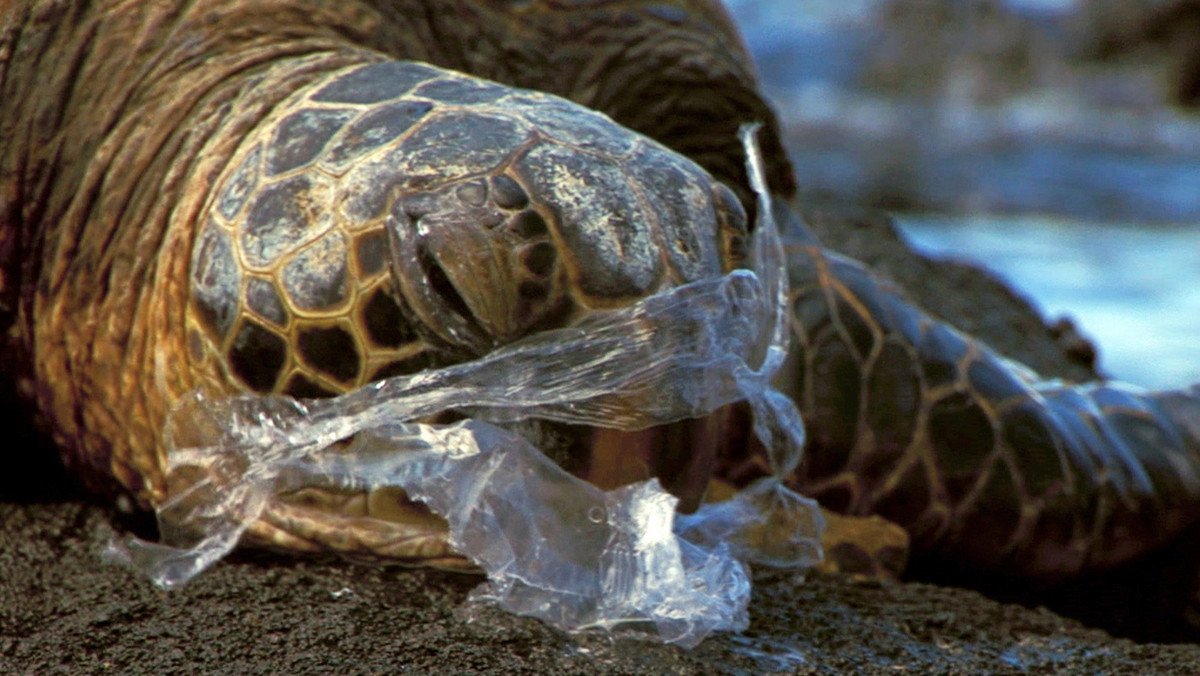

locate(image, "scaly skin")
(2, 0), (1200, 587)
(776, 213), (1200, 579)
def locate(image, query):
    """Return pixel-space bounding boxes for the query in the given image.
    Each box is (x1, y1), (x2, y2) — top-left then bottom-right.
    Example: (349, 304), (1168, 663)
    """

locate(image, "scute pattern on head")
(311, 61), (444, 105)
(513, 142), (662, 302)
(322, 100), (434, 174)
(241, 174), (332, 268)
(216, 145), (263, 222)
(188, 60), (747, 396)
(280, 231), (350, 313)
(245, 276), (289, 328)
(267, 108), (359, 176)
(191, 220), (241, 342)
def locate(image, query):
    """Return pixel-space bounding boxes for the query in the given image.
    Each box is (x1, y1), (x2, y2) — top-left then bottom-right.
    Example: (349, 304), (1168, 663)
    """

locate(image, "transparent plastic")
(106, 127), (823, 648)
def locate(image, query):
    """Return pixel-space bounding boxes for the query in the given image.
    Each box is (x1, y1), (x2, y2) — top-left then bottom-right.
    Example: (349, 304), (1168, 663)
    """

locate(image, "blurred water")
(728, 0), (1200, 222)
(724, 0), (1200, 389)
(896, 215), (1200, 389)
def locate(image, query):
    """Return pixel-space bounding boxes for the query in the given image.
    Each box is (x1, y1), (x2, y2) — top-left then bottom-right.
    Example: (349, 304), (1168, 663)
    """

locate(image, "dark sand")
(5, 207), (1200, 674)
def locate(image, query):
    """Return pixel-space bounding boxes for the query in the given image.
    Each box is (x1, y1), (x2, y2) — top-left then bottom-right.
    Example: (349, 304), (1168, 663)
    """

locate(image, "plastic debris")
(106, 127), (823, 648)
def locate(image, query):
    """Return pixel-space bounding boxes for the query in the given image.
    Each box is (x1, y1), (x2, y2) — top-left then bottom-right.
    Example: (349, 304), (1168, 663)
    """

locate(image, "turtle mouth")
(569, 404), (741, 514)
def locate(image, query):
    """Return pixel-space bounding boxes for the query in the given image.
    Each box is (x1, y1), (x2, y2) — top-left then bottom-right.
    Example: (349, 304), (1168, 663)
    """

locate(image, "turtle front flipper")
(767, 208), (1200, 580)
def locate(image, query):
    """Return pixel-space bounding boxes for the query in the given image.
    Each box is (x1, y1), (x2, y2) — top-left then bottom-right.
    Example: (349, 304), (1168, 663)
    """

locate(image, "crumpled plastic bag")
(106, 126), (824, 648)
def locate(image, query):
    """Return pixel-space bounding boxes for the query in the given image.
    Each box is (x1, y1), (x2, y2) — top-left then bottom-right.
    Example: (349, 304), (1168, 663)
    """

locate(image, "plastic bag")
(106, 127), (823, 648)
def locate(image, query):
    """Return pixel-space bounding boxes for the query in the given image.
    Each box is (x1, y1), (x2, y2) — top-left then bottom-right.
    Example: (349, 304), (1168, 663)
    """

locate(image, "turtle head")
(377, 114), (752, 513)
(384, 129), (750, 358)
(190, 61), (754, 513)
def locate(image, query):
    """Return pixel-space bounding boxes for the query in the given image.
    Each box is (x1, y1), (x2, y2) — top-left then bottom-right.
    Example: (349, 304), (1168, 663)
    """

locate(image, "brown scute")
(216, 144), (262, 221)
(283, 373), (338, 399)
(967, 355), (1030, 403)
(245, 276), (289, 327)
(513, 143), (661, 300)
(229, 321), (288, 393)
(712, 183), (746, 224)
(280, 232), (349, 312)
(489, 174), (528, 209)
(806, 335), (863, 472)
(511, 209), (548, 239)
(1020, 503), (1086, 575)
(353, 230), (389, 278)
(828, 258), (895, 334)
(865, 341), (922, 456)
(297, 325), (361, 384)
(1107, 412), (1192, 497)
(518, 98), (640, 157)
(454, 179), (488, 207)
(311, 61), (441, 104)
(881, 287), (926, 347)
(1092, 384), (1154, 411)
(190, 221), (241, 341)
(395, 109), (531, 180)
(520, 242), (556, 277)
(917, 323), (967, 389)
(872, 461), (933, 531)
(1002, 403), (1068, 497)
(785, 245), (823, 292)
(834, 294), (880, 363)
(266, 108), (358, 176)
(625, 144), (725, 279)
(1042, 393), (1112, 479)
(362, 287), (415, 348)
(410, 77), (508, 105)
(790, 290), (832, 337)
(323, 100), (434, 172)
(242, 174), (314, 267)
(341, 171), (393, 224)
(929, 391), (996, 486)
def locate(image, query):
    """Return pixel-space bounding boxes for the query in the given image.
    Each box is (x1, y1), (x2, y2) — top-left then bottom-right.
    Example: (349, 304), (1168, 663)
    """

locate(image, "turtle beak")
(576, 405), (738, 514)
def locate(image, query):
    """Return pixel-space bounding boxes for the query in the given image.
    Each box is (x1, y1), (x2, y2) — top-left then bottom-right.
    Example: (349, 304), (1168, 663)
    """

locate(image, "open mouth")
(563, 402), (754, 514)
(261, 405), (750, 569)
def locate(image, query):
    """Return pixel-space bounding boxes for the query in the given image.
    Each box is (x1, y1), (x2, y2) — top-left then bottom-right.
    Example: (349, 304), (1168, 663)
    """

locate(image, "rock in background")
(730, 0), (1200, 222)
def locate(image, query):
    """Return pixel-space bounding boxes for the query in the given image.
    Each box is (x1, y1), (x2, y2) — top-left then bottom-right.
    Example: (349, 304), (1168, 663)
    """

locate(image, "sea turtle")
(3, 0), (1200, 599)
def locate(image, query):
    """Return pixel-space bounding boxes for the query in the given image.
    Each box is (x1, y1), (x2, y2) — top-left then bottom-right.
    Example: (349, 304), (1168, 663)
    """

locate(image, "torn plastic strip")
(106, 126), (823, 648)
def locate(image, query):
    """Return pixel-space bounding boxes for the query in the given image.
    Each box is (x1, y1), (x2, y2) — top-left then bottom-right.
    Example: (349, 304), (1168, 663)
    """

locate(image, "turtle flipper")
(772, 207), (1200, 580)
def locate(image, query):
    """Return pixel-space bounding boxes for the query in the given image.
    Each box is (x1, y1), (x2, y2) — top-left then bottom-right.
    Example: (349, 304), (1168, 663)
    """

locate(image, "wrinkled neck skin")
(0, 0), (791, 502)
(0, 0), (390, 500)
